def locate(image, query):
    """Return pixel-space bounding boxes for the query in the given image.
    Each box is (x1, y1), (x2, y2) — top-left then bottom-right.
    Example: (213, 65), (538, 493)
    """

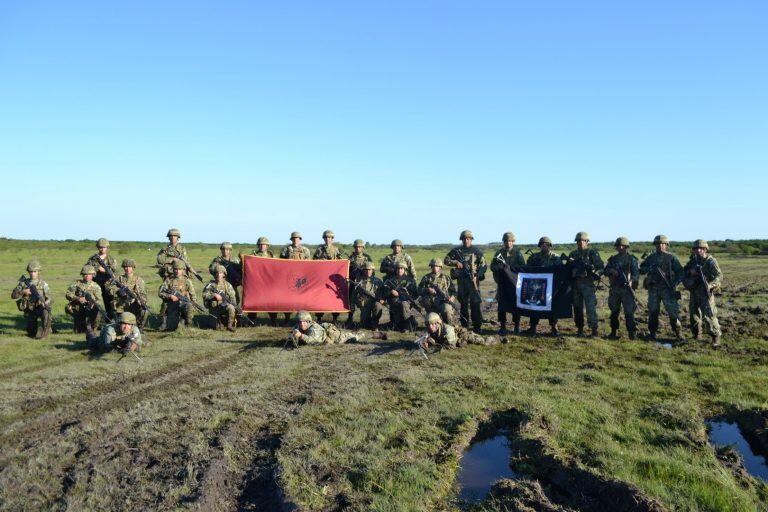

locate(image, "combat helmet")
(653, 235), (669, 245)
(538, 236), (553, 247)
(429, 258), (442, 267)
(353, 239), (365, 247)
(575, 232), (589, 242)
(692, 239), (709, 250)
(220, 241), (233, 250)
(460, 230), (474, 240)
(395, 261), (408, 270)
(502, 232), (516, 243)
(96, 238), (110, 248)
(390, 239), (403, 248)
(213, 264), (227, 275)
(322, 230), (335, 239)
(26, 260), (42, 272)
(363, 261), (376, 271)
(296, 310), (312, 322)
(81, 265), (96, 275)
(614, 237), (630, 247)
(257, 236), (270, 245)
(426, 312), (442, 324)
(290, 231), (302, 240)
(118, 312), (137, 325)
(121, 258), (136, 268)
(167, 228), (181, 238)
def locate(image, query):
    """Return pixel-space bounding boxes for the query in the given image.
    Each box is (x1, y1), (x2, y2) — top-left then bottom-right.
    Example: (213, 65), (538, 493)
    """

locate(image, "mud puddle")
(456, 429), (517, 502)
(708, 420), (768, 481)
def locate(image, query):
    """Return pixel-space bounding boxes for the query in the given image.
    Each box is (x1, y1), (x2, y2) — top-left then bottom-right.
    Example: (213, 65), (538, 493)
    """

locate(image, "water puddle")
(656, 342), (673, 349)
(708, 420), (768, 481)
(456, 430), (517, 502)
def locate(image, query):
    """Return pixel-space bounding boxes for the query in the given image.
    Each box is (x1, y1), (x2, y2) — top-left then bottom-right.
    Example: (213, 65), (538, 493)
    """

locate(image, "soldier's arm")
(708, 258), (723, 289)
(592, 251), (605, 271)
(158, 282), (172, 299)
(92, 285), (104, 305)
(188, 281), (197, 301)
(671, 256), (684, 283)
(226, 283), (238, 303)
(379, 257), (391, 275)
(515, 251), (526, 266)
(136, 278), (148, 303)
(157, 248), (171, 266)
(443, 250), (460, 267)
(638, 255), (650, 274)
(202, 282), (216, 301)
(303, 324), (326, 345)
(476, 253), (488, 280)
(129, 326), (143, 349)
(11, 280), (26, 299)
(65, 283), (79, 302)
(407, 256), (417, 280)
(417, 276), (429, 297)
(630, 257), (640, 282)
(312, 247), (322, 260)
(489, 251), (501, 273)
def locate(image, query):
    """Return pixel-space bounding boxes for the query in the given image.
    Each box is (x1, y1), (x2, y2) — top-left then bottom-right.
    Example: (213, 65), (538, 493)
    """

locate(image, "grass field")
(1, 239), (767, 511)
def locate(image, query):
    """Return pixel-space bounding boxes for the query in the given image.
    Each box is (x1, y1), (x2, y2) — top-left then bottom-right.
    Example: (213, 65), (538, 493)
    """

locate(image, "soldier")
(683, 240), (723, 347)
(11, 260), (54, 339)
(251, 236), (278, 325)
(420, 312), (500, 350)
(490, 232), (526, 335)
(526, 237), (562, 336)
(639, 235), (685, 342)
(566, 232), (604, 337)
(444, 230), (487, 332)
(157, 228), (202, 281)
(87, 312), (143, 354)
(287, 310), (363, 347)
(209, 242), (242, 291)
(350, 261), (385, 329)
(346, 239), (373, 327)
(279, 231), (311, 324)
(203, 265), (238, 332)
(418, 258), (457, 325)
(380, 239), (417, 280)
(313, 230), (346, 323)
(383, 261), (420, 331)
(109, 259), (149, 329)
(158, 259), (198, 331)
(603, 237), (640, 340)
(65, 265), (106, 334)
(86, 238), (118, 319)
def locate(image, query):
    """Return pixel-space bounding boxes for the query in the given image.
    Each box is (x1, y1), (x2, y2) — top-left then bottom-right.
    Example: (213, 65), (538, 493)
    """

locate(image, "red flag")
(241, 256), (350, 312)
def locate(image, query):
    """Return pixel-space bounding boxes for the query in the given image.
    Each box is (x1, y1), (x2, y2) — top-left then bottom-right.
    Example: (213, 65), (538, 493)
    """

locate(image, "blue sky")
(1, 1), (766, 245)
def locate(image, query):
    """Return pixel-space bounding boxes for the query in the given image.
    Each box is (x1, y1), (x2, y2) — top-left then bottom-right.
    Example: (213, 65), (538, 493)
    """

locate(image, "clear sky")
(1, 1), (766, 245)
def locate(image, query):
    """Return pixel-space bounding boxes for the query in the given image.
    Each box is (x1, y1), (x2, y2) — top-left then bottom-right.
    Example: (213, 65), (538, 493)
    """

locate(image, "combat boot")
(550, 326), (560, 337)
(513, 324), (520, 335)
(673, 326), (685, 343)
(226, 316), (236, 332)
(499, 323), (507, 336)
(524, 326), (536, 336)
(711, 335), (721, 348)
(646, 331), (657, 341)
(590, 327), (599, 338)
(628, 331), (636, 340)
(609, 328), (618, 340)
(577, 327), (585, 338)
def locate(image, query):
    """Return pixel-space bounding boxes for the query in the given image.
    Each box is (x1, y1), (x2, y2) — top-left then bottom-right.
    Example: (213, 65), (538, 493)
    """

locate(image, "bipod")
(407, 335), (430, 360)
(282, 336), (299, 351)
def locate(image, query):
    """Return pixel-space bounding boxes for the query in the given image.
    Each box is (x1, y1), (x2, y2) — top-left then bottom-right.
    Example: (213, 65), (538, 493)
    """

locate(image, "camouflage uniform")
(158, 261), (197, 331)
(444, 231), (487, 331)
(417, 260), (457, 325)
(567, 232), (604, 336)
(251, 237), (277, 324)
(423, 320), (500, 349)
(157, 228), (189, 278)
(87, 312), (144, 353)
(65, 266), (105, 334)
(203, 268), (238, 331)
(313, 231), (346, 323)
(287, 311), (362, 346)
(347, 240), (374, 326)
(603, 238), (640, 339)
(383, 267), (420, 331)
(86, 238), (118, 318)
(526, 238), (562, 335)
(639, 235), (684, 340)
(682, 240), (723, 344)
(108, 259), (149, 329)
(11, 261), (54, 338)
(209, 242), (242, 289)
(351, 262), (384, 329)
(280, 231), (312, 260)
(490, 233), (526, 333)
(380, 240), (417, 280)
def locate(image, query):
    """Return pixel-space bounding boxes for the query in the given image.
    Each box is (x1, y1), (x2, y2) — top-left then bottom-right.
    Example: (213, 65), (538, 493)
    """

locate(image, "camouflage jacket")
(380, 252), (417, 280)
(202, 279), (237, 309)
(251, 249), (275, 258)
(109, 274), (148, 308)
(383, 276), (418, 305)
(12, 277), (54, 312)
(294, 321), (327, 345)
(159, 276), (197, 301)
(100, 323), (143, 349)
(352, 276), (384, 306)
(527, 251), (562, 267)
(86, 253), (118, 286)
(490, 248), (526, 283)
(208, 256), (242, 286)
(348, 253), (373, 280)
(417, 273), (456, 306)
(313, 244), (345, 260)
(280, 245), (311, 260)
(157, 243), (188, 276)
(444, 246), (487, 282)
(65, 280), (104, 306)
(682, 254), (723, 292)
(604, 253), (640, 288)
(567, 248), (604, 281)
(427, 324), (457, 348)
(639, 251), (684, 289)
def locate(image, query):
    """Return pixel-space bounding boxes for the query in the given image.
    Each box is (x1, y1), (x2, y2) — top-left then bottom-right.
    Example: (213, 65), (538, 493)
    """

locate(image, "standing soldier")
(683, 240), (723, 347)
(11, 261), (54, 339)
(86, 238), (118, 319)
(203, 265), (238, 332)
(65, 265), (106, 334)
(346, 239), (373, 327)
(603, 237), (640, 340)
(567, 232), (604, 337)
(383, 261), (420, 331)
(350, 261), (385, 330)
(380, 239), (417, 280)
(313, 230), (346, 323)
(209, 242), (242, 294)
(444, 230), (487, 332)
(418, 258), (457, 325)
(157, 228), (203, 281)
(88, 312), (143, 354)
(639, 235), (685, 342)
(251, 236), (278, 325)
(109, 259), (149, 330)
(279, 231), (311, 324)
(158, 259), (198, 331)
(526, 237), (562, 336)
(490, 232), (526, 335)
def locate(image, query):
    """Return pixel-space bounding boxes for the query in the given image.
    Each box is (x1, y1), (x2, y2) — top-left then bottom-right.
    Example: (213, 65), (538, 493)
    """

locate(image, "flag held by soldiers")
(241, 256), (350, 312)
(497, 265), (573, 319)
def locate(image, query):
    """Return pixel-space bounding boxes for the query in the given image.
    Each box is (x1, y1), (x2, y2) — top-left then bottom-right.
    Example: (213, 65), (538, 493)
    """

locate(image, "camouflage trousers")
(23, 308), (52, 339)
(211, 304), (237, 329)
(424, 300), (456, 326)
(689, 288), (721, 337)
(161, 301), (194, 331)
(357, 300), (383, 329)
(647, 287), (682, 334)
(321, 323), (359, 344)
(115, 302), (149, 329)
(573, 279), (598, 330)
(388, 300), (419, 331)
(67, 305), (101, 334)
(608, 286), (637, 334)
(455, 326), (500, 347)
(457, 280), (482, 330)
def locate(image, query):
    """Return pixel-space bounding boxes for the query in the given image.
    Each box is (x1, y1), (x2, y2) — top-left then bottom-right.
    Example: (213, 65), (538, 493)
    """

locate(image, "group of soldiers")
(11, 227), (724, 353)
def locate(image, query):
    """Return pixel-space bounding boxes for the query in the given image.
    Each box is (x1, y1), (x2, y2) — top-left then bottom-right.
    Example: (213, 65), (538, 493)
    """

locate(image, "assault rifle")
(115, 332), (143, 364)
(102, 265), (150, 313)
(78, 289), (111, 321)
(392, 281), (424, 314)
(603, 262), (643, 310)
(560, 253), (607, 288)
(175, 252), (204, 282)
(423, 280), (468, 325)
(167, 290), (217, 321)
(17, 275), (52, 313)
(349, 280), (379, 302)
(212, 288), (255, 327)
(691, 255), (713, 299)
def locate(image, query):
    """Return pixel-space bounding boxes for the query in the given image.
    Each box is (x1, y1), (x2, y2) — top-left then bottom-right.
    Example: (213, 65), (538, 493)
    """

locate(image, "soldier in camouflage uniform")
(209, 242), (242, 293)
(251, 236), (278, 325)
(491, 232), (526, 335)
(313, 230), (346, 323)
(287, 310), (363, 346)
(444, 230), (487, 332)
(351, 261), (385, 329)
(279, 232), (312, 323)
(109, 259), (149, 329)
(346, 239), (374, 327)
(65, 265), (106, 334)
(418, 258), (457, 325)
(87, 312), (143, 354)
(11, 260), (54, 339)
(203, 265), (238, 332)
(380, 239), (417, 280)
(86, 238), (118, 319)
(158, 259), (197, 331)
(639, 235), (685, 342)
(682, 240), (723, 347)
(383, 261), (420, 331)
(526, 237), (563, 336)
(603, 237), (640, 340)
(420, 312), (500, 350)
(566, 232), (604, 337)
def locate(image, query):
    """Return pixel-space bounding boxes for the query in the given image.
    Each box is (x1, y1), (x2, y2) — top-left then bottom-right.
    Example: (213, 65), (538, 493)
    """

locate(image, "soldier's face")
(656, 243), (668, 253)
(353, 246), (363, 254)
(540, 244), (551, 254)
(577, 240), (588, 250)
(462, 238), (473, 248)
(216, 272), (226, 280)
(323, 236), (333, 245)
(222, 247), (231, 257)
(119, 322), (132, 335)
(169, 235), (179, 245)
(694, 247), (707, 258)
(396, 268), (406, 277)
(430, 265), (440, 275)
(617, 245), (627, 254)
(298, 320), (309, 330)
(98, 246), (108, 254)
(259, 244), (269, 252)
(428, 321), (440, 333)
(503, 240), (514, 250)
(124, 266), (134, 276)
(392, 245), (402, 254)
(291, 237), (301, 247)
(365, 268), (374, 278)
(29, 270), (39, 279)
(84, 274), (93, 282)
(175, 268), (185, 277)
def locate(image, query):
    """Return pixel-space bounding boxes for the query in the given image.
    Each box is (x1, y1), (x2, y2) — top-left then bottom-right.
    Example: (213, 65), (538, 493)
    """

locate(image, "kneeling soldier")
(383, 261), (420, 332)
(603, 237), (640, 340)
(418, 258), (457, 325)
(203, 265), (238, 332)
(287, 310), (362, 347)
(158, 259), (197, 331)
(88, 312), (143, 353)
(421, 312), (500, 350)
(11, 260), (54, 338)
(351, 261), (385, 329)
(65, 265), (106, 335)
(110, 259), (149, 329)
(683, 239), (723, 347)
